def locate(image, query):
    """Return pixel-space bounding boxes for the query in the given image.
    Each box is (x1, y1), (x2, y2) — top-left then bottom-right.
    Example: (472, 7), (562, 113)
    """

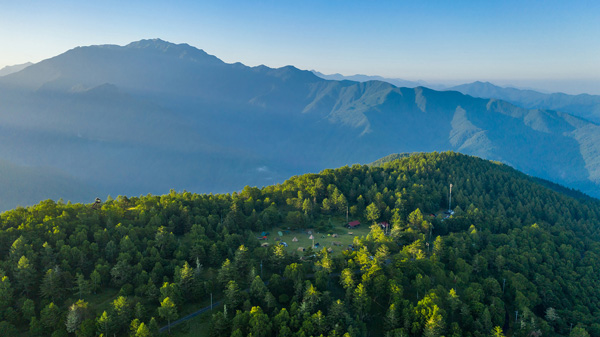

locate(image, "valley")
(1, 39), (600, 211)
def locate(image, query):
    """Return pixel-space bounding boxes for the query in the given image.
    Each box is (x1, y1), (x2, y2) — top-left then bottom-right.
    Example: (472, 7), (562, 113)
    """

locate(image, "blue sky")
(1, 0), (599, 94)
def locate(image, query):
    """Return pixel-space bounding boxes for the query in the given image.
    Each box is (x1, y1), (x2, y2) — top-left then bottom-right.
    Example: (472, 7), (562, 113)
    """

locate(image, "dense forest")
(1, 152), (600, 337)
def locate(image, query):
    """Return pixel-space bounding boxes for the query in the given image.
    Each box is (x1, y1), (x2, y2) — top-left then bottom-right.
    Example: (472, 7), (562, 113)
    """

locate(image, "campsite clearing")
(254, 223), (371, 256)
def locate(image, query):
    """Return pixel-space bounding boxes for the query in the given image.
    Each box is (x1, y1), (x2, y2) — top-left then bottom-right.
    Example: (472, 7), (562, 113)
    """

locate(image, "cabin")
(346, 220), (361, 229)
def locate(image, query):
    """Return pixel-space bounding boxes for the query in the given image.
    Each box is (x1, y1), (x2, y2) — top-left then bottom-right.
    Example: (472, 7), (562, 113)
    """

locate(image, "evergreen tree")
(158, 297), (178, 333)
(135, 322), (152, 337)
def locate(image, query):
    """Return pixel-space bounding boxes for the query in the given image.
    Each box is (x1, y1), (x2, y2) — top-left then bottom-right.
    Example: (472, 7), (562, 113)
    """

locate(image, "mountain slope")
(311, 70), (433, 88)
(1, 39), (600, 209)
(0, 160), (95, 210)
(449, 81), (600, 124)
(2, 152), (600, 336)
(0, 62), (32, 77)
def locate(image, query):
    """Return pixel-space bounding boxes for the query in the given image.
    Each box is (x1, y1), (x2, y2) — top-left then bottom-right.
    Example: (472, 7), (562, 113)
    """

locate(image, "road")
(159, 272), (346, 333)
(159, 299), (222, 333)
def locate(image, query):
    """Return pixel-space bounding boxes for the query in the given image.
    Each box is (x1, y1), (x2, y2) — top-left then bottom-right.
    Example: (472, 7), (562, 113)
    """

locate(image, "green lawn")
(256, 218), (372, 256)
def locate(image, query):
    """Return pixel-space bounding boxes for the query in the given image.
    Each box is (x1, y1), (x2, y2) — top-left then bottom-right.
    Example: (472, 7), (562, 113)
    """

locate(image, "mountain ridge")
(0, 62), (33, 77)
(0, 39), (599, 210)
(448, 81), (600, 124)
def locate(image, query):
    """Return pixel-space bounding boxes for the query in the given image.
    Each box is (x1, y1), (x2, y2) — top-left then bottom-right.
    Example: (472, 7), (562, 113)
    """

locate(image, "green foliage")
(0, 321), (18, 337)
(40, 302), (62, 331)
(135, 322), (152, 337)
(4, 152), (600, 336)
(97, 311), (115, 337)
(158, 297), (178, 332)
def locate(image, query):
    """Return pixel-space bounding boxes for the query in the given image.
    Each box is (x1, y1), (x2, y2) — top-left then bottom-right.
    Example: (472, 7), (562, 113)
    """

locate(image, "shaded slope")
(0, 160), (95, 210)
(0, 39), (599, 208)
(449, 81), (600, 124)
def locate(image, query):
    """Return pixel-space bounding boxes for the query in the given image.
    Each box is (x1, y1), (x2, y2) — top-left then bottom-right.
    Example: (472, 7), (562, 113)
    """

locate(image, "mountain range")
(310, 70), (435, 89)
(312, 72), (600, 124)
(448, 81), (600, 124)
(0, 62), (33, 77)
(1, 38), (599, 210)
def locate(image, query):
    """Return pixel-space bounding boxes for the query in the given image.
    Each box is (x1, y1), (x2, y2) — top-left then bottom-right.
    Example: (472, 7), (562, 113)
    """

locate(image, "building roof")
(348, 220), (361, 227)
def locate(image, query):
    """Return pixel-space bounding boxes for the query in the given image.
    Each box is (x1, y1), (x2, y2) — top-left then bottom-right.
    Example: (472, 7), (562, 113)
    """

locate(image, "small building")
(346, 220), (361, 229)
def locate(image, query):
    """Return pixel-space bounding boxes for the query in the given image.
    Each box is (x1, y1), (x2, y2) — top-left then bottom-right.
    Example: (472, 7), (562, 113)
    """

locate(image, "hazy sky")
(1, 0), (599, 94)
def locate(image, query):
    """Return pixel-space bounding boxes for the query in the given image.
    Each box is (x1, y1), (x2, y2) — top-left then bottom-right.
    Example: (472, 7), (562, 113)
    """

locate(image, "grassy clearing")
(255, 217), (372, 256)
(81, 288), (120, 314)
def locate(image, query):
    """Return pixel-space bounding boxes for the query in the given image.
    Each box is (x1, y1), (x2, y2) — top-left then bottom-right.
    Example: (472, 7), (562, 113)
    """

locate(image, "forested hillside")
(1, 152), (600, 336)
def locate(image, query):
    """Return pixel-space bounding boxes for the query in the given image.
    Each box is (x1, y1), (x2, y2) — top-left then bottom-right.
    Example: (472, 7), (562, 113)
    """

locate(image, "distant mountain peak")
(126, 38), (182, 49)
(0, 62), (33, 77)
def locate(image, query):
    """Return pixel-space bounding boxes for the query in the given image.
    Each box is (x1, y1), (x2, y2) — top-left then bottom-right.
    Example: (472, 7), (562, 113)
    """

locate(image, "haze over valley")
(1, 39), (600, 210)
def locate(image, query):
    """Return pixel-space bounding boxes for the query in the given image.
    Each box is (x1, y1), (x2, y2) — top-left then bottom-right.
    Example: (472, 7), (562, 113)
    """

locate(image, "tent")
(297, 247), (305, 252)
(292, 237), (298, 242)
(278, 231), (283, 237)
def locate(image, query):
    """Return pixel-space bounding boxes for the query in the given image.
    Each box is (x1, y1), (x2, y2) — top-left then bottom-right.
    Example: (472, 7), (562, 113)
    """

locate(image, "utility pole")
(515, 310), (519, 325)
(211, 293), (213, 310)
(429, 224), (433, 242)
(260, 260), (263, 279)
(346, 206), (349, 224)
(502, 278), (506, 294)
(449, 183), (453, 211)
